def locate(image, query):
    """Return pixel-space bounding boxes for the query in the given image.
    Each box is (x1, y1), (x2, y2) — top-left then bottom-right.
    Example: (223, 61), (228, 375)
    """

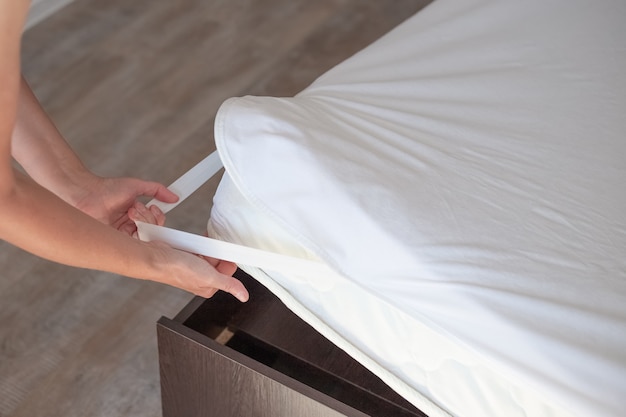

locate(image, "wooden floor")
(1, 1), (430, 416)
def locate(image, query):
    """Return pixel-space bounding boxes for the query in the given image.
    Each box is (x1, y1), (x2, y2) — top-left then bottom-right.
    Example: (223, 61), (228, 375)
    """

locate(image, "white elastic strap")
(138, 151), (333, 277)
(146, 151), (223, 214)
(136, 221), (335, 277)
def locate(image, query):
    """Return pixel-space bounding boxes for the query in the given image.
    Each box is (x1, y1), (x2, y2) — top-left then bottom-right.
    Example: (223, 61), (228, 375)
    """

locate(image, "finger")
(213, 274), (249, 302)
(200, 256), (237, 276)
(201, 255), (220, 268)
(127, 206), (140, 222)
(215, 260), (238, 276)
(119, 221), (138, 237)
(148, 205), (166, 226)
(127, 207), (138, 223)
(129, 202), (157, 224)
(112, 212), (131, 229)
(193, 271), (246, 302)
(150, 183), (179, 203)
(127, 179), (179, 204)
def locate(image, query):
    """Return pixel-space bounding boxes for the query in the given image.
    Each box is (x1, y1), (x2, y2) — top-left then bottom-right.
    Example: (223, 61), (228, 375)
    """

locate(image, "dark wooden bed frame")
(157, 269), (427, 417)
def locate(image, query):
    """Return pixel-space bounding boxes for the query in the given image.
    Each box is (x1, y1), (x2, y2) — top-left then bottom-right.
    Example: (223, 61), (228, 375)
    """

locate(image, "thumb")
(137, 180), (179, 203)
(215, 274), (249, 302)
(152, 184), (179, 203)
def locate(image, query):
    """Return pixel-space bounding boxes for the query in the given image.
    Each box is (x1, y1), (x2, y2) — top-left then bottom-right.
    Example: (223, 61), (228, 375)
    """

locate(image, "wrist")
(55, 165), (101, 208)
(135, 240), (183, 286)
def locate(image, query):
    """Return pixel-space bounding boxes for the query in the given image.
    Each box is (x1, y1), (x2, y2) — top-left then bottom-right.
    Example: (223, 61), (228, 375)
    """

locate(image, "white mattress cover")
(208, 1), (626, 416)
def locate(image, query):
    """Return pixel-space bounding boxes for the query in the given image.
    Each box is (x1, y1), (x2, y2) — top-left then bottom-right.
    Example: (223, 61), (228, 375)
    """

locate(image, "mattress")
(144, 1), (626, 416)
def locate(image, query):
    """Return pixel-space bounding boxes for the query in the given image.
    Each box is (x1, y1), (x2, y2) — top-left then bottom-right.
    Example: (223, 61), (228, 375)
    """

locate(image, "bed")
(140, 0), (626, 416)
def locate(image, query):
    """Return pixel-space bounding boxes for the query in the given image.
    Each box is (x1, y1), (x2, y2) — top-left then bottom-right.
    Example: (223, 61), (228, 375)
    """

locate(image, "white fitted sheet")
(207, 1), (626, 416)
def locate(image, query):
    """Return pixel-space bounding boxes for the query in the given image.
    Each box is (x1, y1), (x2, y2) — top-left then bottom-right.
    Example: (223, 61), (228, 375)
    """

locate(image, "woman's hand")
(153, 242), (246, 300)
(73, 175), (178, 235)
(127, 189), (245, 301)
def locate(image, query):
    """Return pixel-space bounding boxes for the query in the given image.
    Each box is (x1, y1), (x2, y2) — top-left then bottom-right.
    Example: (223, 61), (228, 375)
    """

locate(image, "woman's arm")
(13, 75), (181, 235)
(0, 170), (246, 301)
(11, 75), (96, 204)
(0, 0), (248, 301)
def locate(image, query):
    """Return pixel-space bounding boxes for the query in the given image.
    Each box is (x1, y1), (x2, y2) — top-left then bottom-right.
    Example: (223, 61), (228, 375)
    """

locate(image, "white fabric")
(207, 0), (626, 416)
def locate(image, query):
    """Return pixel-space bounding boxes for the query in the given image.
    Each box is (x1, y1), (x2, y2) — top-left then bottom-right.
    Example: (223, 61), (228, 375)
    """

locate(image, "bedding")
(142, 0), (626, 416)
